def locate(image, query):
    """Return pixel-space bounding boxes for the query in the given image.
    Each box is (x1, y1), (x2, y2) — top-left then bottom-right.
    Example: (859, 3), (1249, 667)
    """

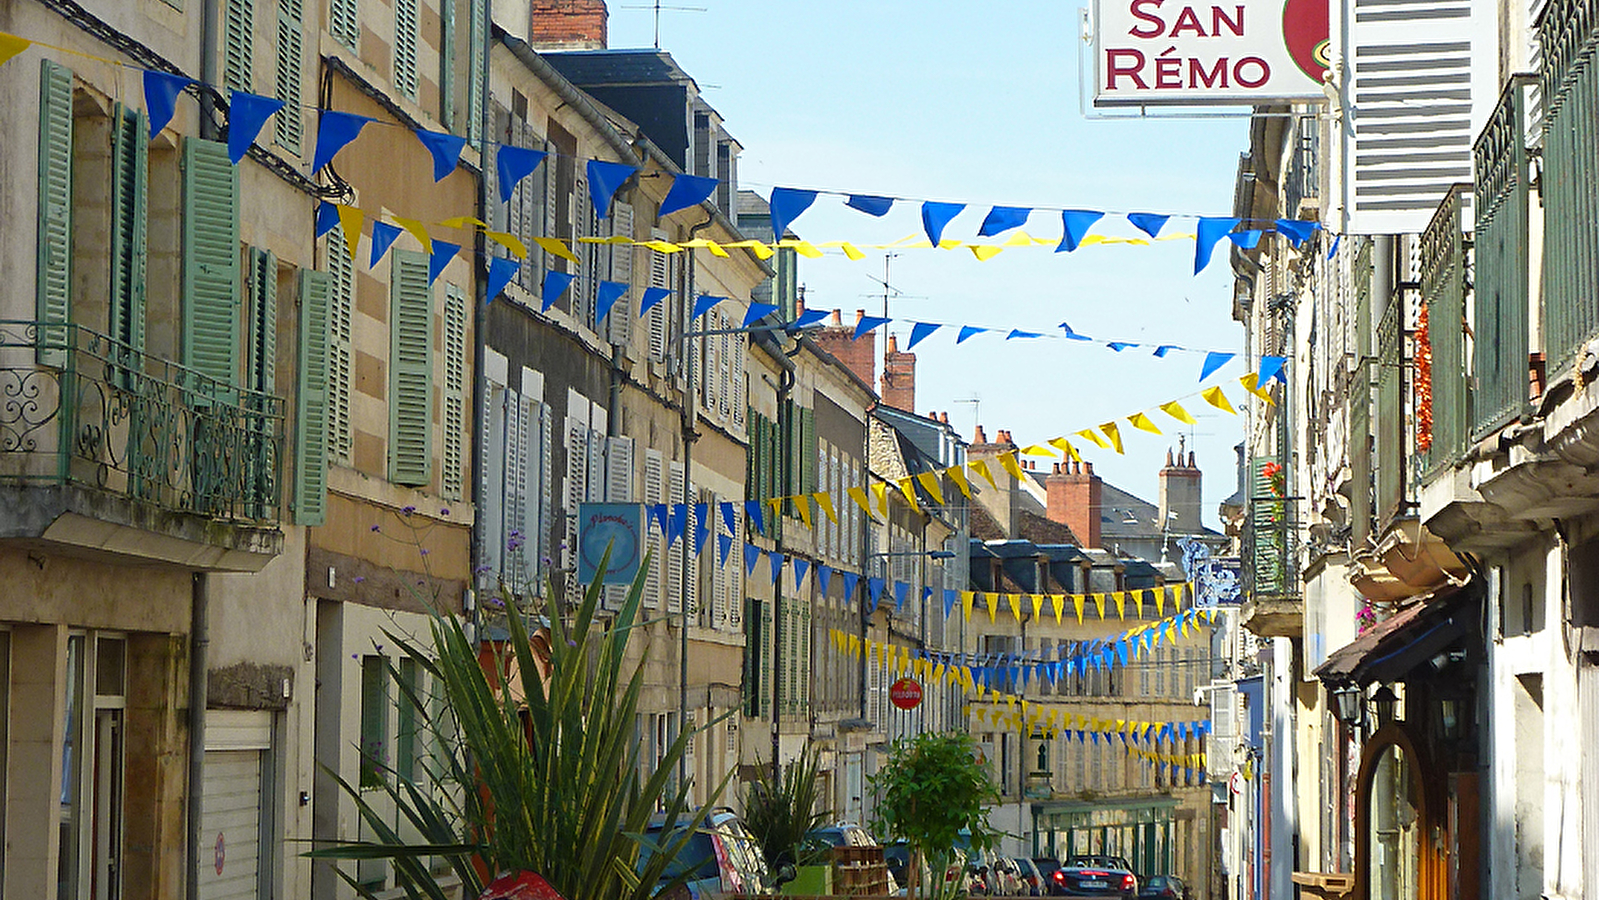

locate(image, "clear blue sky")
(609, 2), (1251, 533)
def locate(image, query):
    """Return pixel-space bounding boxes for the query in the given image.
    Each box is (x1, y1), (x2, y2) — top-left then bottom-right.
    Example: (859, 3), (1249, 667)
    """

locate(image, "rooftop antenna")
(619, 1), (706, 48)
(953, 396), (980, 438)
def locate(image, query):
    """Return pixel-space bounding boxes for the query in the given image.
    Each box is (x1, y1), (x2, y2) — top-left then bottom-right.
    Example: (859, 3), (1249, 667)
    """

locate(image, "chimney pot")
(940, 412), (950, 425)
(1189, 451), (1197, 468)
(855, 309), (866, 324)
(1085, 462), (1095, 475)
(974, 425), (987, 443)
(1166, 449), (1175, 466)
(887, 334), (899, 353)
(829, 310), (843, 325)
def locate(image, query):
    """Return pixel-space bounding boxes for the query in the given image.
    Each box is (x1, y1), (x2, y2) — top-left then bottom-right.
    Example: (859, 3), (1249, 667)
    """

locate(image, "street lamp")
(1332, 684), (1365, 727)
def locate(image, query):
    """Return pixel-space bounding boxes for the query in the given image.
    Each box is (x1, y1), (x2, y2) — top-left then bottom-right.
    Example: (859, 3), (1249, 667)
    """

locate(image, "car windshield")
(639, 828), (719, 881)
(1145, 876), (1168, 887)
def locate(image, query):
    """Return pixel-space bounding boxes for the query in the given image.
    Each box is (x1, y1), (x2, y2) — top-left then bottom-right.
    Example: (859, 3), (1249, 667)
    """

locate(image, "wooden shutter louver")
(608, 202), (634, 346)
(325, 235), (354, 463)
(388, 250), (433, 485)
(109, 102), (148, 358)
(247, 247), (277, 395)
(442, 283), (468, 500)
(479, 384), (506, 588)
(644, 449), (665, 608)
(329, 0), (359, 51)
(224, 0), (254, 93)
(504, 392), (527, 592)
(296, 268), (332, 525)
(394, 0), (419, 101)
(37, 59), (74, 367)
(274, 0), (304, 153)
(182, 138), (241, 392)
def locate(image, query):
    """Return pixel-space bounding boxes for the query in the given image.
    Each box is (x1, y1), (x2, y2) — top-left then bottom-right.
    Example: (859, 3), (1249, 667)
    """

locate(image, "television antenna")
(619, 1), (706, 48)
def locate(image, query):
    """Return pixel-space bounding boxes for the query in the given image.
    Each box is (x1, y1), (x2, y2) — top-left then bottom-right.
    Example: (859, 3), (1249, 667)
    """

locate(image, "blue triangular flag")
(1006, 329), (1043, 340)
(1153, 345), (1179, 357)
(769, 551), (786, 585)
(956, 326), (987, 344)
(922, 586), (933, 609)
(693, 295), (723, 319)
(485, 257), (519, 304)
(1107, 341), (1137, 351)
(659, 173), (719, 218)
(818, 565), (834, 595)
(1326, 234), (1342, 259)
(692, 503), (710, 555)
(312, 110), (373, 174)
(867, 577), (886, 613)
(316, 201), (340, 238)
(717, 533), (733, 567)
(428, 241), (460, 286)
(791, 308), (831, 329)
(978, 206), (1031, 237)
(541, 271), (576, 312)
(1226, 229), (1263, 249)
(144, 71), (191, 141)
(944, 588), (958, 618)
(228, 91), (285, 163)
(720, 502), (737, 535)
(1257, 355), (1287, 385)
(793, 558), (810, 587)
(1199, 351), (1235, 381)
(1057, 209), (1105, 253)
(1117, 641), (1129, 666)
(842, 571), (860, 601)
(1274, 218), (1318, 248)
(1194, 216), (1240, 274)
(769, 187), (819, 239)
(853, 315), (890, 340)
(416, 129), (468, 182)
(595, 281), (629, 323)
(1059, 322), (1093, 341)
(649, 503), (669, 535)
(921, 201), (965, 245)
(369, 221), (403, 268)
(667, 504), (688, 546)
(1126, 212), (1170, 239)
(586, 159), (638, 219)
(893, 580), (911, 611)
(496, 146), (547, 203)
(908, 321), (941, 350)
(845, 194), (894, 217)
(744, 542), (762, 576)
(744, 500), (765, 536)
(639, 286), (671, 316)
(743, 302), (779, 327)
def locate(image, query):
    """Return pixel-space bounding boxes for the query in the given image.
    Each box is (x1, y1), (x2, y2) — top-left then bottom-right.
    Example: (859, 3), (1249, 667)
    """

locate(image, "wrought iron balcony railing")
(0, 321), (283, 524)
(1471, 75), (1535, 440)
(1418, 185), (1472, 479)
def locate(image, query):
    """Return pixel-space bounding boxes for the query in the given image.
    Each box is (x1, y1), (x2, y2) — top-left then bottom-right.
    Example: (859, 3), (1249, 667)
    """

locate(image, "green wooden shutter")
(109, 103), (148, 358)
(439, 0), (456, 131)
(465, 0), (485, 144)
(394, 0), (419, 100)
(441, 282), (467, 500)
(247, 247), (277, 394)
(296, 268), (331, 525)
(224, 0), (253, 93)
(325, 235), (354, 463)
(330, 0), (359, 50)
(181, 137), (241, 393)
(800, 406), (817, 494)
(389, 249), (433, 485)
(36, 58), (74, 366)
(274, 0), (304, 153)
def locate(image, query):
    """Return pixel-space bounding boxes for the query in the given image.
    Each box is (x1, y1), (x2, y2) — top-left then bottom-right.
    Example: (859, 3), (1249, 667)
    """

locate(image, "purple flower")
(419, 548), (430, 556)
(371, 525), (381, 532)
(487, 597), (505, 608)
(474, 564), (493, 574)
(440, 507), (451, 516)
(401, 505), (417, 516)
(353, 576), (366, 584)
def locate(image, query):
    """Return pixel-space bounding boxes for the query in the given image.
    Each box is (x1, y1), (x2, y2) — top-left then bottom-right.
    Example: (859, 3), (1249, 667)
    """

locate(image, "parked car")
(1055, 855), (1138, 898)
(1031, 858), (1065, 895)
(1013, 857), (1046, 896)
(639, 809), (788, 899)
(884, 842), (966, 896)
(1137, 875), (1191, 900)
(972, 852), (1024, 895)
(803, 822), (899, 894)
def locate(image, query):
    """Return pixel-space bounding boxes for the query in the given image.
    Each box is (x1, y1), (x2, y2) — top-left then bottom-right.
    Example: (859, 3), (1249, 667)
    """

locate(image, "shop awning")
(1313, 579), (1480, 686)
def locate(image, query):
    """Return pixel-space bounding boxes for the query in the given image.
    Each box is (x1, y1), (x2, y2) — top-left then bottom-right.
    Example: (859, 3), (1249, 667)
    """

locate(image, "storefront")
(1033, 797), (1180, 876)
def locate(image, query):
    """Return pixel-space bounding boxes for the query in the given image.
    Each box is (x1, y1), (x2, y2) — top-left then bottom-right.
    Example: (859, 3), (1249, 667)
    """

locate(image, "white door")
(199, 711), (272, 900)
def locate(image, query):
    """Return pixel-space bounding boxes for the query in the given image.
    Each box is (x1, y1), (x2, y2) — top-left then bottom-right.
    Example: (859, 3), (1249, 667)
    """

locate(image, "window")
(396, 658), (419, 782)
(329, 0), (359, 50)
(388, 250), (432, 485)
(296, 268), (332, 525)
(325, 234), (353, 464)
(182, 137), (241, 390)
(359, 655), (387, 788)
(58, 634), (127, 899)
(274, 0), (303, 152)
(223, 0), (253, 93)
(442, 283), (467, 499)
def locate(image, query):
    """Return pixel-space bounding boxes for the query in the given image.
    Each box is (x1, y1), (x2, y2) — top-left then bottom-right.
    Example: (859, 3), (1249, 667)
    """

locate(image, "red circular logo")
(889, 677), (923, 710)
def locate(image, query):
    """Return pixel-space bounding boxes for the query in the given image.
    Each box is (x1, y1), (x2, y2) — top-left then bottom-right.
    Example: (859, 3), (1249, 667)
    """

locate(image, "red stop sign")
(889, 677), (923, 710)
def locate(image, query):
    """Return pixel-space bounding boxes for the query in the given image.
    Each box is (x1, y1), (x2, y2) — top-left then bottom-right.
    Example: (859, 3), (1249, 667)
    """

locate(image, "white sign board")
(1092, 0), (1329, 106)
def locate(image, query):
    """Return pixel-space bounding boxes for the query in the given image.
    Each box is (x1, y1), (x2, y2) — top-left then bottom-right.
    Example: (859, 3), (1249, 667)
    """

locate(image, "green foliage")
(741, 744), (833, 869)
(869, 732), (1001, 900)
(308, 551), (724, 900)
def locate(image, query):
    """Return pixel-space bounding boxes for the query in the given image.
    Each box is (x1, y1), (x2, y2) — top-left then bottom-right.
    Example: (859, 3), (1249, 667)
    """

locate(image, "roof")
(542, 48), (699, 89)
(969, 504), (1078, 545)
(1313, 579), (1481, 685)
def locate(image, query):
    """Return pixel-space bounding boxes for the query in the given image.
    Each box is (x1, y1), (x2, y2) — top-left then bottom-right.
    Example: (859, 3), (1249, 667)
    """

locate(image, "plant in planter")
(869, 732), (1002, 900)
(742, 744), (832, 872)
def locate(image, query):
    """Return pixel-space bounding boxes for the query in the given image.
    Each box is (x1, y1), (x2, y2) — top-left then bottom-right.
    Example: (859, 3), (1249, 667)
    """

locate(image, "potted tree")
(870, 732), (1002, 900)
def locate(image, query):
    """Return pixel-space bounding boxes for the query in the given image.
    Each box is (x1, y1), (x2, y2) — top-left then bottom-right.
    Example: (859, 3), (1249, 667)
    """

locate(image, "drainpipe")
(679, 213), (712, 788)
(468, 0), (492, 646)
(189, 1), (221, 894)
(771, 360), (794, 774)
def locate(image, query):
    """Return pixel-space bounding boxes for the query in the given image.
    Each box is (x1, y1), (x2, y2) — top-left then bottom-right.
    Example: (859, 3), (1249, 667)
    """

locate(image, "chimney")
(939, 412), (950, 425)
(529, 0), (609, 49)
(1158, 437), (1203, 534)
(882, 334), (916, 412)
(1046, 458), (1103, 549)
(812, 308), (876, 391)
(967, 425), (1023, 537)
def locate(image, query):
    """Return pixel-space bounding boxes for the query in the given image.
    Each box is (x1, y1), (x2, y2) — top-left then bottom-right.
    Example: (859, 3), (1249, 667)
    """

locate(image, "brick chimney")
(1045, 459), (1102, 549)
(813, 309), (876, 392)
(530, 0), (608, 50)
(1158, 438), (1203, 534)
(881, 334), (916, 412)
(967, 426), (1020, 536)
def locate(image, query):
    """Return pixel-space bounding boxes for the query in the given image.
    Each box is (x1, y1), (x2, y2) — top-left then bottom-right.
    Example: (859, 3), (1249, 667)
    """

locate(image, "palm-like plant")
(310, 552), (721, 900)
(741, 744), (832, 870)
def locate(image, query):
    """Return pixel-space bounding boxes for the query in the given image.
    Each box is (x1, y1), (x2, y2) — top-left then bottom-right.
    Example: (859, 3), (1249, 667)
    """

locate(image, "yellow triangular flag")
(1021, 443), (1055, 457)
(640, 239), (684, 253)
(946, 465), (973, 498)
(969, 244), (1005, 261)
(1201, 385), (1236, 414)
(1156, 588), (1168, 617)
(1135, 589), (1146, 618)
(1075, 428), (1111, 449)
(1031, 594), (1045, 620)
(1049, 436), (1081, 461)
(998, 450), (1025, 481)
(975, 707), (988, 724)
(840, 242), (865, 261)
(391, 215), (432, 252)
(1072, 593), (1085, 624)
(815, 492), (837, 523)
(970, 459), (997, 489)
(1092, 592), (1107, 619)
(335, 205), (365, 261)
(1100, 422), (1124, 454)
(870, 482), (890, 516)
(895, 477), (920, 511)
(1240, 372), (1276, 404)
(1003, 230), (1037, 246)
(916, 471), (946, 505)
(766, 497), (783, 523)
(985, 593), (998, 624)
(0, 33), (35, 66)
(1128, 412), (1162, 435)
(961, 591), (976, 621)
(1051, 594), (1066, 623)
(1007, 593), (1024, 622)
(1160, 400), (1197, 424)
(847, 486), (876, 519)
(795, 495), (812, 529)
(1114, 591), (1126, 620)
(484, 230), (529, 259)
(532, 236), (580, 264)
(437, 215), (486, 230)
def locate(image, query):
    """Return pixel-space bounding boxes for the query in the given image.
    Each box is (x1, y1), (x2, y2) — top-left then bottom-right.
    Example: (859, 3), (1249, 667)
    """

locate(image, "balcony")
(1416, 185), (1472, 480)
(1540, 2), (1599, 373)
(1242, 456), (1301, 637)
(0, 321), (283, 570)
